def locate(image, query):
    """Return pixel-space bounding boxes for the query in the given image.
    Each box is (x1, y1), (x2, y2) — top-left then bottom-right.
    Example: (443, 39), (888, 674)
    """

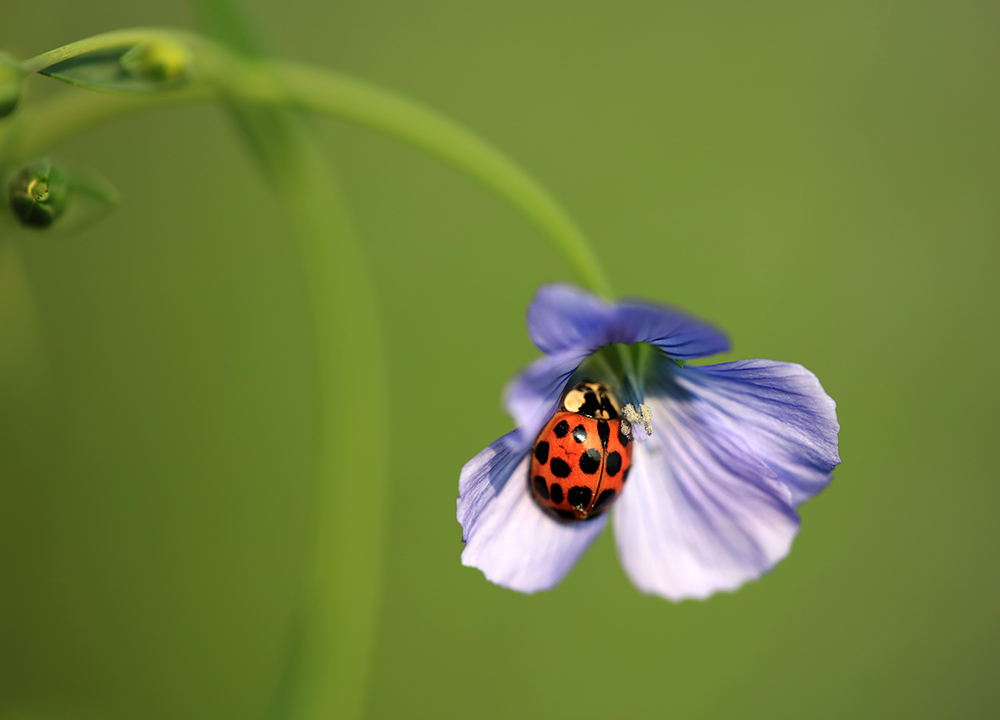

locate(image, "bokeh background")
(2, 1), (998, 718)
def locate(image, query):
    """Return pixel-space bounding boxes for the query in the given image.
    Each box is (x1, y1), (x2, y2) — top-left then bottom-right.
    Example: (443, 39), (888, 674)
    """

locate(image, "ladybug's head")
(561, 380), (622, 420)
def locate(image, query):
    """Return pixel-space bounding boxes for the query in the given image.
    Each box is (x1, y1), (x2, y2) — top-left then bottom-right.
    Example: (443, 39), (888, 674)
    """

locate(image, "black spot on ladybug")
(572, 425), (587, 443)
(579, 449), (601, 474)
(597, 420), (610, 446)
(533, 475), (550, 500)
(622, 466), (632, 483)
(554, 508), (577, 521)
(553, 420), (569, 438)
(578, 391), (602, 417)
(550, 457), (571, 478)
(595, 488), (616, 510)
(601, 394), (619, 419)
(549, 483), (564, 504)
(618, 427), (630, 447)
(568, 486), (592, 509)
(606, 451), (622, 477)
(534, 441), (549, 465)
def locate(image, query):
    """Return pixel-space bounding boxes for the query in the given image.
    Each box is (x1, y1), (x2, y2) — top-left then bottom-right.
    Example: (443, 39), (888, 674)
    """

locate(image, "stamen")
(622, 403), (653, 438)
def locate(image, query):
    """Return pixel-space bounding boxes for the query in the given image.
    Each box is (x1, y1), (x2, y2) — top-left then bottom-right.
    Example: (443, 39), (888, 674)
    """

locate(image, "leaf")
(39, 44), (188, 94)
(56, 162), (122, 234)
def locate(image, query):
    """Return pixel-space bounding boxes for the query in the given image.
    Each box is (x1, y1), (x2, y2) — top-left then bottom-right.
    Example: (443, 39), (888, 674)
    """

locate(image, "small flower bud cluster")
(8, 159), (68, 228)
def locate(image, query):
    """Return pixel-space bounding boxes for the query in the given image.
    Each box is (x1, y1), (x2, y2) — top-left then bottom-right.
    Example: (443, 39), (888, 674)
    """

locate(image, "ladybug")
(529, 380), (633, 521)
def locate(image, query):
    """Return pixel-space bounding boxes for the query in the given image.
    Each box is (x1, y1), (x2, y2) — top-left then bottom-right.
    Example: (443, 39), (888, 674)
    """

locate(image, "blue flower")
(457, 284), (840, 600)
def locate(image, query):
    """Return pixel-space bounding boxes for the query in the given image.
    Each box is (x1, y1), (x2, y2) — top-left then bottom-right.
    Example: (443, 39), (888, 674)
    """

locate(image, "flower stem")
(193, 3), (388, 714)
(269, 61), (613, 297)
(258, 111), (387, 720)
(16, 28), (209, 76)
(12, 29), (614, 297)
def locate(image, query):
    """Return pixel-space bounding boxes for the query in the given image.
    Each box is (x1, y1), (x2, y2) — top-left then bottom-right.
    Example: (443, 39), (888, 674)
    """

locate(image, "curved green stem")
(17, 28), (209, 76)
(3, 86), (210, 164)
(12, 29), (613, 297)
(246, 108), (387, 720)
(269, 61), (613, 297)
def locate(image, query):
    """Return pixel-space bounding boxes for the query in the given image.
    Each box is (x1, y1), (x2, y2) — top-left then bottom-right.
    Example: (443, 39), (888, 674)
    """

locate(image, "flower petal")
(502, 347), (591, 446)
(612, 301), (730, 360)
(677, 359), (840, 506)
(612, 371), (800, 600)
(527, 284), (729, 360)
(458, 433), (608, 593)
(457, 430), (527, 540)
(527, 284), (616, 354)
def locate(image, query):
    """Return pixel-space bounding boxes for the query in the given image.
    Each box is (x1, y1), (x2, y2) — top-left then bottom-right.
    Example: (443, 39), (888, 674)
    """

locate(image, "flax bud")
(8, 159), (68, 228)
(119, 40), (191, 85)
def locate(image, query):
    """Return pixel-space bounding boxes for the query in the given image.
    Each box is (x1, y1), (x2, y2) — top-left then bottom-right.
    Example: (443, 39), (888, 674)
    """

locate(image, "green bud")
(0, 52), (24, 119)
(119, 40), (190, 85)
(8, 159), (69, 228)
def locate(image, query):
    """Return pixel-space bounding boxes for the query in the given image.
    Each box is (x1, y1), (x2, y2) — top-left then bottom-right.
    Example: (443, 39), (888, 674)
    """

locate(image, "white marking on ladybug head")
(561, 380), (622, 419)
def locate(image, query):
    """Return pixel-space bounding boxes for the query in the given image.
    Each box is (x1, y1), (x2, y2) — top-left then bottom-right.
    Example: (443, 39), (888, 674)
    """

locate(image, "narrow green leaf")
(39, 43), (190, 94)
(56, 162), (121, 234)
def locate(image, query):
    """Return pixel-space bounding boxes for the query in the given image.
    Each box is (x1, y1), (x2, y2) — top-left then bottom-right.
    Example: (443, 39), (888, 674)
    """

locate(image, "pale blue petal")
(527, 284), (615, 354)
(677, 359), (840, 506)
(502, 347), (591, 447)
(458, 433), (608, 593)
(613, 301), (729, 360)
(457, 431), (526, 540)
(526, 284), (729, 359)
(612, 377), (800, 601)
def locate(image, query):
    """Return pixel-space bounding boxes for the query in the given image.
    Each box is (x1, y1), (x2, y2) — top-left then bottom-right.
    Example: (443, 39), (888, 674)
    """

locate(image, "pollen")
(622, 403), (653, 438)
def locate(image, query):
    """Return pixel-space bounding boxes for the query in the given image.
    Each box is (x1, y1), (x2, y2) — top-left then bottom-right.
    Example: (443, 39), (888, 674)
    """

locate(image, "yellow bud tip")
(8, 159), (68, 229)
(120, 40), (190, 84)
(26, 178), (49, 202)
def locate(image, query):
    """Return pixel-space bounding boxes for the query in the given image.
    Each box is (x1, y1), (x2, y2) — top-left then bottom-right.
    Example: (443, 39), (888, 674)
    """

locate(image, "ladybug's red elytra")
(529, 380), (634, 521)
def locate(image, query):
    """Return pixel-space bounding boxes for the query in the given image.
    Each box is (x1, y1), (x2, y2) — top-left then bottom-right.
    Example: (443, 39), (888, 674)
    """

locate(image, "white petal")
(612, 390), (800, 601)
(459, 434), (607, 593)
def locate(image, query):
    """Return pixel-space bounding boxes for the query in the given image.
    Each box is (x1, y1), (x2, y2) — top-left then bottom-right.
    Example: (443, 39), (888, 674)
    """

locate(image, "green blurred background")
(1, 1), (998, 718)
